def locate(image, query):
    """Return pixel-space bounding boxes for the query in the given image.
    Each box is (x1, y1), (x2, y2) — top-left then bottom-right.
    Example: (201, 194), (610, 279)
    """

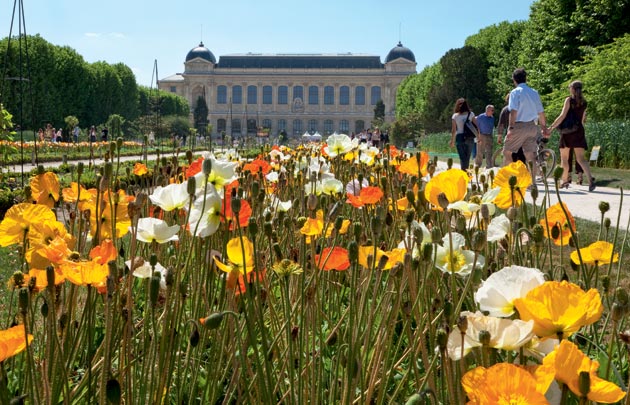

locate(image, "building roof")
(217, 53), (384, 69)
(186, 42), (217, 64)
(385, 42), (416, 63)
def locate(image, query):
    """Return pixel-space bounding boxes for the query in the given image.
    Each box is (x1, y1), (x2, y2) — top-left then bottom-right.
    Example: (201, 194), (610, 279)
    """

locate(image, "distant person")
(148, 131), (155, 146)
(475, 104), (496, 168)
(37, 128), (44, 142)
(449, 97), (477, 171)
(549, 80), (595, 191)
(45, 124), (54, 142)
(497, 94), (525, 165)
(56, 128), (63, 142)
(101, 127), (109, 142)
(89, 126), (97, 142)
(372, 127), (382, 148)
(504, 68), (549, 181)
(73, 125), (80, 143)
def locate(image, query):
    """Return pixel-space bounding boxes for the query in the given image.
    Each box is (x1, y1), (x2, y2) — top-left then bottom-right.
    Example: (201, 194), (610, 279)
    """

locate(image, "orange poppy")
(540, 202), (575, 246)
(221, 192), (252, 230)
(315, 246), (350, 271)
(397, 151), (430, 177)
(0, 325), (34, 362)
(133, 162), (148, 176)
(346, 186), (384, 208)
(185, 157), (204, 178)
(89, 239), (117, 265)
(227, 269), (266, 296)
(242, 158), (272, 175)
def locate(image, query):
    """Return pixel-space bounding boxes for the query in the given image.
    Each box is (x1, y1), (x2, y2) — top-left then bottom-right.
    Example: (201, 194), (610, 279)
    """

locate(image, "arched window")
(293, 86), (303, 102)
(308, 86), (319, 105)
(340, 86), (350, 105)
(323, 119), (333, 135)
(247, 119), (257, 134)
(217, 119), (226, 133)
(231, 119), (241, 134)
(324, 86), (334, 105)
(293, 119), (302, 135)
(262, 119), (272, 130)
(263, 86), (272, 104)
(217, 86), (227, 104)
(278, 86), (288, 104)
(355, 86), (365, 105)
(247, 85), (257, 104)
(308, 119), (318, 132)
(371, 86), (382, 105)
(355, 120), (365, 133)
(278, 119), (287, 133)
(232, 86), (242, 104)
(339, 120), (349, 133)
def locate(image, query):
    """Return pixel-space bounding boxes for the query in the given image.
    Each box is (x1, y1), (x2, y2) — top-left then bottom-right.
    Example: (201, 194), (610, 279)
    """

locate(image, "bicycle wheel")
(492, 148), (505, 168)
(538, 148), (556, 178)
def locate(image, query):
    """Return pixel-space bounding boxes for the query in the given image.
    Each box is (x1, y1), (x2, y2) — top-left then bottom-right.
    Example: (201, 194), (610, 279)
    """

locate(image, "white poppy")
(434, 232), (484, 276)
(320, 178), (344, 196)
(486, 213), (511, 242)
(324, 133), (357, 157)
(149, 182), (190, 212)
(474, 265), (546, 317)
(126, 257), (168, 290)
(188, 187), (223, 238)
(133, 217), (180, 244)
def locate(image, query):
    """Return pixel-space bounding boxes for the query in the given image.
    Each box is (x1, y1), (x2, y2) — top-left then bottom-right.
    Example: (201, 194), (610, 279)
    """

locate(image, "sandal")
(588, 178), (596, 192)
(560, 181), (571, 189)
(577, 173), (583, 185)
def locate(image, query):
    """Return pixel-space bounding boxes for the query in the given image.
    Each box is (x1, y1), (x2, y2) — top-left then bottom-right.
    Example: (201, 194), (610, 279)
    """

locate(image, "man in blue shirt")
(503, 68), (549, 175)
(475, 105), (496, 168)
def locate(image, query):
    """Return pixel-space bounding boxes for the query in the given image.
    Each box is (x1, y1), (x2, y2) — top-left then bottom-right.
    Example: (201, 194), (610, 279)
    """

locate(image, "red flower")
(242, 158), (271, 175)
(185, 157), (204, 178)
(346, 186), (384, 208)
(315, 246), (350, 271)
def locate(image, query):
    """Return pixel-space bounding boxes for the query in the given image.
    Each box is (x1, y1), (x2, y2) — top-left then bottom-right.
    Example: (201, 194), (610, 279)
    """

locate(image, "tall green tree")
(193, 96), (209, 135)
(372, 99), (385, 127)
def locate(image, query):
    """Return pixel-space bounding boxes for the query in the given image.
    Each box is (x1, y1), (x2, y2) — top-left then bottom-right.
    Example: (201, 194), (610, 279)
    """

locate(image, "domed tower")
(184, 42), (216, 73)
(385, 41), (417, 73)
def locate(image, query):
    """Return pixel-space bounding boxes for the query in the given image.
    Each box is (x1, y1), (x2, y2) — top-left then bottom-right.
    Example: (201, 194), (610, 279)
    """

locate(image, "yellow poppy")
(27, 220), (76, 269)
(540, 202), (575, 246)
(462, 363), (550, 405)
(0, 325), (34, 362)
(89, 189), (132, 239)
(133, 162), (149, 176)
(213, 236), (255, 275)
(492, 160), (532, 209)
(26, 267), (66, 292)
(424, 168), (469, 211)
(358, 246), (406, 270)
(30, 171), (60, 208)
(0, 203), (56, 247)
(514, 280), (603, 340)
(540, 340), (626, 403)
(570, 241), (618, 266)
(61, 260), (109, 289)
(62, 182), (89, 204)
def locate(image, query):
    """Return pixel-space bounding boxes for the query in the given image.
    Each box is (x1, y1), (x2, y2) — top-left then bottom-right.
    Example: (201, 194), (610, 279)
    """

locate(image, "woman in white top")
(449, 98), (477, 171)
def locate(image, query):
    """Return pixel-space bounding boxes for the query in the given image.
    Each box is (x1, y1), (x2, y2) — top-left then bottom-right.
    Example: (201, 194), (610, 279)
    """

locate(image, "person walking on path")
(449, 98), (477, 171)
(475, 104), (496, 168)
(549, 80), (595, 191)
(503, 68), (549, 179)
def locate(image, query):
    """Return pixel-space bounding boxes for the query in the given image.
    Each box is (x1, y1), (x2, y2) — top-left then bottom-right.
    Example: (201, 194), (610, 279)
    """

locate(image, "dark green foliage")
(193, 96), (209, 135)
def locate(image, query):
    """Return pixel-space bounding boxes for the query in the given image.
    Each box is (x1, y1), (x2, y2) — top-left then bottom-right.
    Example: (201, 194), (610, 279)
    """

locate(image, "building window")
(247, 119), (257, 134)
(324, 86), (334, 105)
(371, 86), (382, 105)
(293, 86), (303, 102)
(308, 119), (318, 132)
(263, 86), (272, 104)
(308, 86), (319, 105)
(340, 86), (350, 105)
(278, 86), (288, 104)
(232, 86), (242, 104)
(169, 86), (177, 93)
(339, 120), (349, 133)
(217, 119), (226, 133)
(217, 86), (227, 104)
(324, 119), (333, 135)
(355, 120), (365, 133)
(355, 86), (365, 105)
(247, 85), (257, 104)
(231, 119), (241, 134)
(278, 119), (287, 133)
(262, 119), (271, 130)
(293, 119), (302, 135)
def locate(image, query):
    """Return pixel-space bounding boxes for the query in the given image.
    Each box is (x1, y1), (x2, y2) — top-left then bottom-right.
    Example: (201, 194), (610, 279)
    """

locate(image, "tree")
(372, 100), (385, 127)
(193, 96), (209, 136)
(64, 115), (79, 131)
(107, 114), (125, 138)
(390, 111), (423, 148)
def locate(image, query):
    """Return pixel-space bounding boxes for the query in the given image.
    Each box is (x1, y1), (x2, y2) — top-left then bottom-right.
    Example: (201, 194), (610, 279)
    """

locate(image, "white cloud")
(84, 32), (100, 37)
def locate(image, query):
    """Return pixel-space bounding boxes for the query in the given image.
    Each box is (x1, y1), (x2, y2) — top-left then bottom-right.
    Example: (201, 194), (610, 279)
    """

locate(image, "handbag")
(463, 112), (479, 139)
(559, 103), (580, 134)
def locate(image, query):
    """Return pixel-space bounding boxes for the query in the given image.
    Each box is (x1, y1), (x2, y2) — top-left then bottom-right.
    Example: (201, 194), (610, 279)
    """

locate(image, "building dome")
(185, 42), (216, 64)
(385, 41), (416, 63)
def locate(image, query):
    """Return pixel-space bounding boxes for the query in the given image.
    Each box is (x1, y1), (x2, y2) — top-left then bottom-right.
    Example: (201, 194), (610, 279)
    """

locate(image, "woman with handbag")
(549, 80), (595, 191)
(449, 98), (478, 171)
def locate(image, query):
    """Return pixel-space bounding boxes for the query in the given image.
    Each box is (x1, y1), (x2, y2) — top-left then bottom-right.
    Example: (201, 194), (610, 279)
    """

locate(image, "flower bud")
(404, 209), (415, 224)
(248, 219), (259, 237)
(307, 193), (318, 212)
(189, 325), (200, 347)
(348, 241), (359, 264)
(604, 218), (611, 229)
(480, 204), (490, 223)
(187, 177), (197, 196)
(508, 175), (517, 188)
(472, 230), (486, 251)
(611, 302), (625, 322)
(353, 222), (362, 240)
(443, 301), (453, 320)
(553, 166), (564, 181)
(422, 243), (433, 261)
(46, 265), (56, 291)
(201, 312), (226, 330)
(601, 275), (610, 294)
(436, 328), (448, 351)
(457, 315), (468, 334)
(615, 287), (629, 306)
(371, 216), (383, 238)
(456, 216), (466, 233)
(530, 185), (538, 200)
(478, 330), (491, 346)
(231, 196), (242, 215)
(599, 201), (610, 214)
(446, 157), (453, 169)
(251, 181), (260, 199)
(202, 158), (212, 176)
(77, 162), (84, 176)
(578, 371), (590, 398)
(431, 228), (442, 244)
(405, 190), (415, 206)
(404, 393), (422, 405)
(327, 201), (341, 223)
(551, 224), (560, 240)
(106, 379), (122, 405)
(41, 301), (49, 318)
(532, 224), (544, 243)
(19, 287), (29, 314)
(437, 193), (450, 210)
(185, 150), (193, 163)
(506, 207), (517, 221)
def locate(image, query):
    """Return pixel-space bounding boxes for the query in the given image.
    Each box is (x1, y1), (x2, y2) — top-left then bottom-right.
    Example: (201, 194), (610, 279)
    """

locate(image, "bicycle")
(492, 137), (556, 179)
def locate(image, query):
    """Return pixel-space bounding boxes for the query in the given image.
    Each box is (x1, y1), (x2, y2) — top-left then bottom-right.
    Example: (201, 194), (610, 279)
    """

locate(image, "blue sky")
(1, 0), (534, 87)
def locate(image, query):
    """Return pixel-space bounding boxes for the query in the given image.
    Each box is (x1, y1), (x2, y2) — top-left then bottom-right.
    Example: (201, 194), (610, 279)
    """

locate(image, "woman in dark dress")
(549, 80), (595, 191)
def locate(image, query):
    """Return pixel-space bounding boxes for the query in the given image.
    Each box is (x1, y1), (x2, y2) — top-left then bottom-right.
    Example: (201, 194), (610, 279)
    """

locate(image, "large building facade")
(158, 42), (416, 137)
